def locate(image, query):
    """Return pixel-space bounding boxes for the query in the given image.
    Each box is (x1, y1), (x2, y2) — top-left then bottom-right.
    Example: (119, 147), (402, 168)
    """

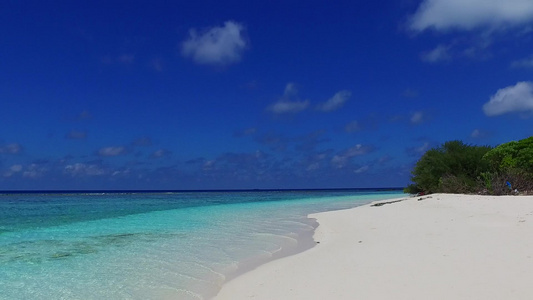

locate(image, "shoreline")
(209, 195), (406, 299)
(216, 217), (320, 290)
(214, 194), (533, 299)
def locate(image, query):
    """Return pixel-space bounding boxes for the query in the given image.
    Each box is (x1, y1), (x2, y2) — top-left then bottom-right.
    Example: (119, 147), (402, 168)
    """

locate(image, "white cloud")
(10, 164), (22, 172)
(22, 171), (39, 178)
(0, 143), (22, 154)
(378, 155), (391, 164)
(269, 100), (309, 114)
(409, 0), (533, 32)
(66, 130), (87, 139)
(203, 160), (215, 171)
(406, 142), (432, 157)
(511, 55), (533, 68)
(64, 163), (106, 176)
(471, 129), (490, 138)
(3, 164), (46, 178)
(22, 164), (46, 178)
(3, 164), (23, 177)
(151, 149), (171, 158)
(98, 146), (126, 157)
(283, 83), (298, 98)
(331, 144), (373, 168)
(316, 90), (351, 112)
(330, 155), (346, 168)
(268, 83), (310, 114)
(410, 111), (425, 124)
(306, 162), (320, 171)
(421, 45), (451, 63)
(416, 142), (430, 154)
(181, 21), (247, 66)
(112, 169), (130, 177)
(345, 120), (361, 133)
(482, 81), (533, 116)
(354, 165), (369, 174)
(345, 144), (372, 156)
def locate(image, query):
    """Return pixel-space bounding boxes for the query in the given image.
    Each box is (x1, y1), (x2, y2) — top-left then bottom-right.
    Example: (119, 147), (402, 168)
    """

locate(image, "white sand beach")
(214, 194), (533, 300)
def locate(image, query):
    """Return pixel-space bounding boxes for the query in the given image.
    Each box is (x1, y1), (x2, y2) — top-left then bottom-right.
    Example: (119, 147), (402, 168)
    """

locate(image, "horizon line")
(0, 187), (404, 195)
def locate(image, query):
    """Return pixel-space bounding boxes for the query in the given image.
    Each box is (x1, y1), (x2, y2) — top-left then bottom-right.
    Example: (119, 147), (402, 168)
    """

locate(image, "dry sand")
(214, 194), (533, 300)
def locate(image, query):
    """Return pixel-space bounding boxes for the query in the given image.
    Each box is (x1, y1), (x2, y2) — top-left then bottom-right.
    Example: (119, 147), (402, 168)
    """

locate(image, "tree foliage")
(407, 140), (491, 194)
(479, 136), (533, 194)
(406, 137), (533, 195)
(483, 136), (533, 173)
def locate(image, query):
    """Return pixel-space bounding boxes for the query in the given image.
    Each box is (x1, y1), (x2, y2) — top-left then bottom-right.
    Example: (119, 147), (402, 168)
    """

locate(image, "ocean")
(0, 189), (404, 299)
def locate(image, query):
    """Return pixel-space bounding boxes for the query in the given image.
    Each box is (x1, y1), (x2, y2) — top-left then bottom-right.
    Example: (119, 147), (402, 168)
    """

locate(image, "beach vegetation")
(403, 183), (422, 194)
(483, 137), (533, 173)
(406, 137), (533, 195)
(480, 137), (533, 194)
(406, 140), (492, 194)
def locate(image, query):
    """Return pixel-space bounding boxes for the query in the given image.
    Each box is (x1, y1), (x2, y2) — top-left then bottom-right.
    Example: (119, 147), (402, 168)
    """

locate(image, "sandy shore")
(214, 194), (533, 300)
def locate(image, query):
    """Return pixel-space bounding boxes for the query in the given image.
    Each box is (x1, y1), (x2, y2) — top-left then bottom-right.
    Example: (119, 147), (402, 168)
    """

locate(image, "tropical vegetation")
(404, 136), (533, 195)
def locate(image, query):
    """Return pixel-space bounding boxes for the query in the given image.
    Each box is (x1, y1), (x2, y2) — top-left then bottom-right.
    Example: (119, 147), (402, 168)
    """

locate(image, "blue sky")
(2, 0), (533, 190)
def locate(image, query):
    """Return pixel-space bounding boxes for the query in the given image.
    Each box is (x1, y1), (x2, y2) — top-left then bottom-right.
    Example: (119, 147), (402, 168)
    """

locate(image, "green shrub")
(403, 184), (421, 194)
(478, 171), (495, 194)
(483, 137), (533, 173)
(406, 137), (533, 195)
(408, 140), (491, 194)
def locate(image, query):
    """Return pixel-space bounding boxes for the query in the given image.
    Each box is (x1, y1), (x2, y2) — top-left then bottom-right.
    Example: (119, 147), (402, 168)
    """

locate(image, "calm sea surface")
(0, 189), (404, 299)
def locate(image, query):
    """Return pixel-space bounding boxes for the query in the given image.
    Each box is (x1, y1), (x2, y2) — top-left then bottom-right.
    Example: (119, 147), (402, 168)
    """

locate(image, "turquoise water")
(0, 190), (404, 299)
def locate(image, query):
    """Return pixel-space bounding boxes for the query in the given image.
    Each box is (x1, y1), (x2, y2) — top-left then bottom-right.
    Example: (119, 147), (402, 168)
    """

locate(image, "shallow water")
(0, 190), (404, 299)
